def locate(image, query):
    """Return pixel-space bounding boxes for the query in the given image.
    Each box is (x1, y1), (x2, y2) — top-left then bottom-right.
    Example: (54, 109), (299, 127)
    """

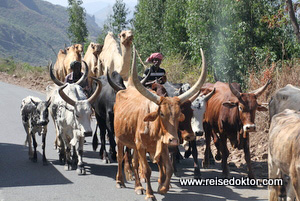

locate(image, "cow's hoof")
(202, 161), (209, 169)
(145, 196), (156, 201)
(158, 185), (168, 195)
(64, 164), (72, 171)
(174, 171), (181, 177)
(76, 167), (86, 175)
(194, 169), (201, 179)
(135, 188), (145, 195)
(116, 182), (126, 189)
(43, 160), (48, 166)
(215, 154), (221, 161)
(31, 157), (37, 163)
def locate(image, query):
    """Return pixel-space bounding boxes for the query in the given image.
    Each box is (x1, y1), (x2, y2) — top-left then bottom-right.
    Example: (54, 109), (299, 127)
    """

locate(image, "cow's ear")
(144, 112), (158, 122)
(222, 101), (237, 108)
(178, 112), (185, 122)
(257, 105), (268, 111)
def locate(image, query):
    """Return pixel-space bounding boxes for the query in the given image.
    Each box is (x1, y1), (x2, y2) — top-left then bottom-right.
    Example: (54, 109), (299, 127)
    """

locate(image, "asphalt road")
(0, 81), (268, 201)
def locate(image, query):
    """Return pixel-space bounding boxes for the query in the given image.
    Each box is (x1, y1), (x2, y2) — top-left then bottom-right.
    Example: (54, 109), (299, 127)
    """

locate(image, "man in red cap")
(142, 52), (167, 85)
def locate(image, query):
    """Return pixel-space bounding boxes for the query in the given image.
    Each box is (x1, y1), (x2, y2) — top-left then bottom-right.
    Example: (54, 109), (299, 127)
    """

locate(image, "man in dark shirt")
(142, 52), (167, 85)
(65, 61), (89, 95)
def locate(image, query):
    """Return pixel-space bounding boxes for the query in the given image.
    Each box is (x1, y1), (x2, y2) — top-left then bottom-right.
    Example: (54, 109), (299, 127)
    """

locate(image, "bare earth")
(0, 71), (269, 178)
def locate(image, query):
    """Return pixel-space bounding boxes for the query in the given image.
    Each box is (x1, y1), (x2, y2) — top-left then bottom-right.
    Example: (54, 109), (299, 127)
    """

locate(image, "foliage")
(0, 57), (45, 75)
(97, 0), (130, 43)
(132, 0), (300, 86)
(67, 0), (89, 44)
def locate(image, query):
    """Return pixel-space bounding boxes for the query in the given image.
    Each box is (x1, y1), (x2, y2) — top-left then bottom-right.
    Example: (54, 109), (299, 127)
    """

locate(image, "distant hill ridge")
(0, 0), (100, 66)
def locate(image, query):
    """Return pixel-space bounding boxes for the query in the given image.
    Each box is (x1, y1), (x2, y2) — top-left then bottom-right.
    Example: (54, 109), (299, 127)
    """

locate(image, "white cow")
(47, 65), (102, 174)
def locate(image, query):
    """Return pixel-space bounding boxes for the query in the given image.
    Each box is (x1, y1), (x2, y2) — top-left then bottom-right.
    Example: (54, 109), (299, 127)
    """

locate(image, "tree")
(67, 0), (88, 44)
(97, 0), (130, 43)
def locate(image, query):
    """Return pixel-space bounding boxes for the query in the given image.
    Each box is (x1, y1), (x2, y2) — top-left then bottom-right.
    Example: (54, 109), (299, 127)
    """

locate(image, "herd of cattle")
(19, 30), (300, 201)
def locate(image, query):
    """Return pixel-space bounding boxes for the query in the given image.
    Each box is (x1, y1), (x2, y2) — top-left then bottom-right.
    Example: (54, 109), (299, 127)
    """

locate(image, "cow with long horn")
(201, 79), (271, 178)
(47, 62), (102, 174)
(113, 46), (207, 200)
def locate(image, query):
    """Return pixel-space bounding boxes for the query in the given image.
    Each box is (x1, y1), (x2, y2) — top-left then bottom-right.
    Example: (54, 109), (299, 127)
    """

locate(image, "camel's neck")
(119, 44), (132, 81)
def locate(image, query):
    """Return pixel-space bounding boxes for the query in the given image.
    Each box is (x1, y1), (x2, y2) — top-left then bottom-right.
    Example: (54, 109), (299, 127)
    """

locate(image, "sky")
(43, 0), (138, 14)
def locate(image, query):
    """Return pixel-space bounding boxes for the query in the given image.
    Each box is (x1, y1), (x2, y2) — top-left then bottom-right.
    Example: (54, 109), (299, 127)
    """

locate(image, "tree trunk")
(286, 0), (300, 43)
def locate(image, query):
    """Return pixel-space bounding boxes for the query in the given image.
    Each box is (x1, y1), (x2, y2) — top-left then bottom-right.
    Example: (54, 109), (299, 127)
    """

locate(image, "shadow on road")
(0, 143), (72, 188)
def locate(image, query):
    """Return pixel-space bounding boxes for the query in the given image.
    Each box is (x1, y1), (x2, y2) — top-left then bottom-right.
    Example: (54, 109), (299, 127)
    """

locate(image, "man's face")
(153, 58), (161, 67)
(73, 65), (81, 75)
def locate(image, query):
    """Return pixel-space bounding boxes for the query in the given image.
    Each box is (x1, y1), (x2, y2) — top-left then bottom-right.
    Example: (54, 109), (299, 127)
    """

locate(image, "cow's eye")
(160, 113), (164, 117)
(238, 106), (243, 111)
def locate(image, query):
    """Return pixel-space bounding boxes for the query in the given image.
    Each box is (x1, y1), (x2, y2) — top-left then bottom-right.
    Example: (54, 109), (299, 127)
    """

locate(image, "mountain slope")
(0, 0), (100, 65)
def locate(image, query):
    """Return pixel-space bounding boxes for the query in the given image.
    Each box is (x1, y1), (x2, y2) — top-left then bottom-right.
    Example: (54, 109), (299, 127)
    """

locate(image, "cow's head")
(191, 88), (215, 136)
(131, 46), (207, 146)
(30, 98), (51, 126)
(119, 30), (133, 46)
(222, 80), (271, 132)
(58, 78), (102, 137)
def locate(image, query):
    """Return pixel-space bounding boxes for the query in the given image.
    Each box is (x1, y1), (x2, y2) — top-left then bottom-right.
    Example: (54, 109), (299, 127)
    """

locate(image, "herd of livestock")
(19, 30), (300, 201)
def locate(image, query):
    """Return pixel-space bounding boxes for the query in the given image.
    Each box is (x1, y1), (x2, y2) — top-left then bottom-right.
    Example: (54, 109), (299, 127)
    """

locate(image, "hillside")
(0, 0), (100, 66)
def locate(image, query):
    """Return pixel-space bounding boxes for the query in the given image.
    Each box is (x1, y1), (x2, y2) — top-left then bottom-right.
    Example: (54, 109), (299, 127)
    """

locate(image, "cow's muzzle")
(84, 131), (92, 137)
(168, 138), (179, 146)
(243, 124), (256, 132)
(37, 120), (49, 126)
(195, 131), (203, 136)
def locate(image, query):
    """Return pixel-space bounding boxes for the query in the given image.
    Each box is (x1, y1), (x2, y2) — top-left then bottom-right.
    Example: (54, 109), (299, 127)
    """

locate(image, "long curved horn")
(140, 69), (151, 85)
(178, 48), (207, 103)
(87, 77), (102, 104)
(229, 82), (241, 99)
(131, 46), (161, 105)
(107, 69), (125, 92)
(76, 60), (89, 86)
(49, 61), (64, 86)
(250, 79), (272, 97)
(189, 90), (201, 103)
(204, 87), (216, 102)
(58, 84), (75, 106)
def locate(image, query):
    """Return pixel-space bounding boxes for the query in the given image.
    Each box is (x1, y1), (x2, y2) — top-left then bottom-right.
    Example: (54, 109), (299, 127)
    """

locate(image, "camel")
(83, 42), (103, 87)
(98, 30), (133, 85)
(53, 49), (66, 81)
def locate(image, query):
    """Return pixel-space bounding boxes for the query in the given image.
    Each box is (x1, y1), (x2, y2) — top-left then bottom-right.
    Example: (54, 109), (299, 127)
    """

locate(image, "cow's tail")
(92, 123), (99, 151)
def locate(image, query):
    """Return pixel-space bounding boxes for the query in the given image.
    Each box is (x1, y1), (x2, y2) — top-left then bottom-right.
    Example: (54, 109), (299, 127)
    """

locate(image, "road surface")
(0, 81), (268, 201)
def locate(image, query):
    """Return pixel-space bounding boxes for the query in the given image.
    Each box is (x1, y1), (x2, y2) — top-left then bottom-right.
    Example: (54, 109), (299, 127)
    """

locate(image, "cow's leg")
(157, 155), (166, 189)
(243, 136), (254, 179)
(158, 144), (173, 195)
(98, 122), (108, 162)
(132, 149), (145, 195)
(42, 132), (47, 165)
(137, 148), (155, 201)
(268, 150), (281, 201)
(58, 135), (66, 165)
(191, 139), (201, 179)
(23, 123), (33, 160)
(184, 141), (192, 159)
(290, 160), (300, 201)
(107, 110), (117, 162)
(169, 146), (178, 177)
(76, 136), (86, 175)
(116, 142), (126, 188)
(60, 133), (72, 171)
(31, 133), (38, 163)
(124, 147), (134, 181)
(220, 135), (229, 178)
(203, 122), (212, 168)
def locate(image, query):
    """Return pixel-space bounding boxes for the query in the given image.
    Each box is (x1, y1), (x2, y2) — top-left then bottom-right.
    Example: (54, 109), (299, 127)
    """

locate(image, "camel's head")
(74, 44), (83, 54)
(119, 30), (133, 46)
(89, 42), (103, 56)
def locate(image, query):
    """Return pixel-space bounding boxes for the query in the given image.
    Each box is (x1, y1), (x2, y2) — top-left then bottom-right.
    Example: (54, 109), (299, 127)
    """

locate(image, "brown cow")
(113, 48), (207, 200)
(54, 49), (67, 81)
(63, 44), (83, 78)
(83, 42), (103, 87)
(268, 109), (300, 201)
(201, 80), (271, 178)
